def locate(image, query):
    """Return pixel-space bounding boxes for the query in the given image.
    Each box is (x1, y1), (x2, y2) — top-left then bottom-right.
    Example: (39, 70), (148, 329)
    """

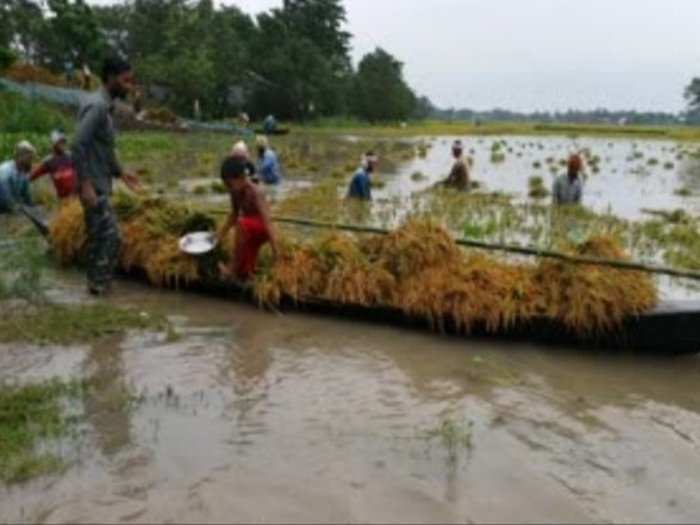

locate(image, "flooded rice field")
(3, 131), (700, 523)
(379, 135), (700, 220)
(2, 270), (700, 523)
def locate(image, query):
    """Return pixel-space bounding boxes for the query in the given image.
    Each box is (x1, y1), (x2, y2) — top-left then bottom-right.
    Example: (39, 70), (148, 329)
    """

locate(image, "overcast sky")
(95, 0), (700, 112)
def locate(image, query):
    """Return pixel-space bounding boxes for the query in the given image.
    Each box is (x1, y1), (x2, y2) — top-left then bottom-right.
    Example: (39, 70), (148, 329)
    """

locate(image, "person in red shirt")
(218, 156), (277, 281)
(30, 130), (78, 200)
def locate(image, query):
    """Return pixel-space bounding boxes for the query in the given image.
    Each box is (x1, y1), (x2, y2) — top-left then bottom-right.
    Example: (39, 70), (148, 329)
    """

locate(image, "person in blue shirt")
(256, 136), (282, 185)
(262, 115), (278, 134)
(347, 152), (379, 201)
(0, 141), (36, 213)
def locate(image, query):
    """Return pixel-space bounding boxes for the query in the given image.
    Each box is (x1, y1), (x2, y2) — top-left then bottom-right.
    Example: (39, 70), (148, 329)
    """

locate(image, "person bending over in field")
(30, 130), (78, 201)
(552, 154), (584, 205)
(0, 141), (36, 213)
(347, 152), (379, 201)
(231, 140), (258, 182)
(442, 139), (470, 191)
(256, 136), (282, 185)
(218, 157), (277, 281)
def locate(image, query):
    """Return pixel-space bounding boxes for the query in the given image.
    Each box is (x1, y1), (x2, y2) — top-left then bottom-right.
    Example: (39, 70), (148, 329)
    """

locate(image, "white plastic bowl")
(179, 232), (218, 255)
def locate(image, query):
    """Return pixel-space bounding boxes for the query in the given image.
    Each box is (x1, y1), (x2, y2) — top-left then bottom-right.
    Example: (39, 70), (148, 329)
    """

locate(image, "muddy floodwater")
(3, 271), (700, 523)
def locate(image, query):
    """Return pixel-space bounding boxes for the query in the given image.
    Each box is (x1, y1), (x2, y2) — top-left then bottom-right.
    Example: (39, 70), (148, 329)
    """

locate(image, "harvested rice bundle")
(49, 195), (658, 336)
(256, 233), (395, 307)
(366, 220), (462, 278)
(142, 235), (199, 287)
(533, 236), (657, 334)
(397, 254), (539, 333)
(49, 198), (86, 264)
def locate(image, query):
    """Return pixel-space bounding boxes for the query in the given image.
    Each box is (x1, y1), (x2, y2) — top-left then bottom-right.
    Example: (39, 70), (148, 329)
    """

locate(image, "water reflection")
(82, 335), (133, 456)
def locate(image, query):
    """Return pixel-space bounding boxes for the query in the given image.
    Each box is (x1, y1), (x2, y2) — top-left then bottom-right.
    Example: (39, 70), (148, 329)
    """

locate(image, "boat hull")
(172, 275), (700, 355)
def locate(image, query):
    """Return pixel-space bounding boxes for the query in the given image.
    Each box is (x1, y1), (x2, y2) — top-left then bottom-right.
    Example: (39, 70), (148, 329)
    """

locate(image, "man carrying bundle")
(73, 56), (141, 296)
(442, 139), (470, 190)
(347, 152), (379, 201)
(218, 157), (277, 281)
(0, 141), (36, 213)
(552, 154), (584, 205)
(30, 130), (78, 201)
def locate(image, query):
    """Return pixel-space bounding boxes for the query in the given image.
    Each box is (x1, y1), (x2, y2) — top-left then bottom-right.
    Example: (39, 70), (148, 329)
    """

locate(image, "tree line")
(1, 0), (698, 125)
(0, 0), (421, 122)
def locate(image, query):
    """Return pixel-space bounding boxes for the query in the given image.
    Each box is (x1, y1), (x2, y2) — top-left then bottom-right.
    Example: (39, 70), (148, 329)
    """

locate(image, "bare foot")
(218, 262), (234, 280)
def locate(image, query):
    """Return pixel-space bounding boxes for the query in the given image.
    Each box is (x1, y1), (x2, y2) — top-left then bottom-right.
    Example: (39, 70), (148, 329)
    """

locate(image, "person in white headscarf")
(231, 140), (258, 181)
(0, 141), (36, 213)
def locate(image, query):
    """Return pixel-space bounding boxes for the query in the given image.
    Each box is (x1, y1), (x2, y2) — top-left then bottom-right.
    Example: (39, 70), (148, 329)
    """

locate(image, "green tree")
(0, 47), (16, 72)
(2, 0), (47, 64)
(44, 0), (107, 72)
(279, 0), (351, 72)
(351, 48), (416, 122)
(248, 8), (346, 120)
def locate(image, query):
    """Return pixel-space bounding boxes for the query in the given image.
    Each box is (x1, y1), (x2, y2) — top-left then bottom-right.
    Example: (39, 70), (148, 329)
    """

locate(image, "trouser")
(235, 216), (270, 279)
(83, 195), (121, 291)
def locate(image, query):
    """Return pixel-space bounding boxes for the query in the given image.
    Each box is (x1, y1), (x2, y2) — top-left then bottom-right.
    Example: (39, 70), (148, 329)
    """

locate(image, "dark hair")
(220, 156), (247, 181)
(101, 56), (132, 83)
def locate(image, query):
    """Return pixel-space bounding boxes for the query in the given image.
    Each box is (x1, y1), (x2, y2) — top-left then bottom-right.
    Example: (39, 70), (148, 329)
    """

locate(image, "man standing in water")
(73, 56), (140, 296)
(347, 152), (379, 201)
(552, 154), (584, 205)
(442, 139), (470, 190)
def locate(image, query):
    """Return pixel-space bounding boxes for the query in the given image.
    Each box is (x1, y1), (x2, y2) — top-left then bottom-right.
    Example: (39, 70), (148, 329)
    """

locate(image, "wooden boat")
(129, 269), (700, 355)
(253, 127), (290, 136)
(31, 204), (700, 355)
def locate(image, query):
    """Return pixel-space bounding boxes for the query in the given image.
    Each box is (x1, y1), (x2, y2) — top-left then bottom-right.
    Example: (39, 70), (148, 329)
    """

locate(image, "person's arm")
(107, 141), (124, 180)
(20, 176), (33, 207)
(219, 193), (239, 238)
(29, 160), (50, 182)
(552, 179), (560, 205)
(72, 102), (105, 208)
(362, 176), (371, 200)
(574, 182), (583, 204)
(256, 189), (277, 256)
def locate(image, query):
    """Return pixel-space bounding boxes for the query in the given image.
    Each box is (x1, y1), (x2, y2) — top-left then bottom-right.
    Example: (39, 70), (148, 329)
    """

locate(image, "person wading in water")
(442, 139), (470, 191)
(73, 56), (141, 296)
(552, 154), (584, 205)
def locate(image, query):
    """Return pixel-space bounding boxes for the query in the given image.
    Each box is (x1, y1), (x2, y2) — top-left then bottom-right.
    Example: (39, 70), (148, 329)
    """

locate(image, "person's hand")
(80, 180), (98, 208)
(217, 224), (231, 242)
(122, 170), (141, 192)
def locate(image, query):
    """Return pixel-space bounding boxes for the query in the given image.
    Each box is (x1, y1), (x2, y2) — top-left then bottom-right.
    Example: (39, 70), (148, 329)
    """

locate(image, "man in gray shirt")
(73, 56), (140, 295)
(552, 154), (583, 205)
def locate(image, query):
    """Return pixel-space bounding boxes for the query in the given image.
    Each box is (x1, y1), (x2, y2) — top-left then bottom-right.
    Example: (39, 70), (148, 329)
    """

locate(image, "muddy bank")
(2, 278), (700, 523)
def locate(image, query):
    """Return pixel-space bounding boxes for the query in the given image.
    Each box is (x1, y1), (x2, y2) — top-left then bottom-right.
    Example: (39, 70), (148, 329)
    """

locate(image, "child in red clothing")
(30, 130), (78, 200)
(218, 156), (277, 280)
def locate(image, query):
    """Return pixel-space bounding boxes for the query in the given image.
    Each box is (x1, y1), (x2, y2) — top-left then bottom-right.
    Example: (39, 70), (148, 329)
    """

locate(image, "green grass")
(0, 379), (82, 483)
(0, 90), (72, 134)
(0, 304), (169, 345)
(0, 237), (49, 302)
